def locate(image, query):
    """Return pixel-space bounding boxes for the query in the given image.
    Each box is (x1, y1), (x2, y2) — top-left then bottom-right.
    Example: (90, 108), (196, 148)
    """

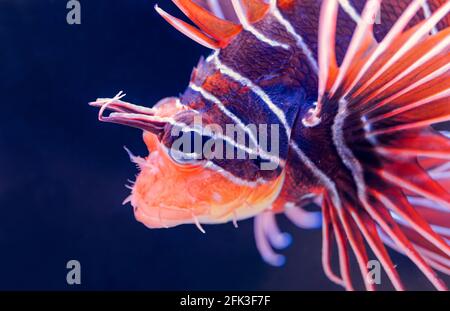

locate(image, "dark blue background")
(0, 0), (445, 290)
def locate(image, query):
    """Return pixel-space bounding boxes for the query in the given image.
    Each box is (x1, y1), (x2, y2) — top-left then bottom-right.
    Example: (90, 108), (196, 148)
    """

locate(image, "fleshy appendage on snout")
(90, 93), (285, 232)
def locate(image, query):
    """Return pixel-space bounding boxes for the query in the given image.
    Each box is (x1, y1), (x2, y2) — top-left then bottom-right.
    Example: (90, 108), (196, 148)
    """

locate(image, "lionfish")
(90, 0), (450, 290)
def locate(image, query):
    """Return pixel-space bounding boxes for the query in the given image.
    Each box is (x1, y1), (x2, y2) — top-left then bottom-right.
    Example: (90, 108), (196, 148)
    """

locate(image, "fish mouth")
(127, 131), (286, 232)
(90, 93), (286, 232)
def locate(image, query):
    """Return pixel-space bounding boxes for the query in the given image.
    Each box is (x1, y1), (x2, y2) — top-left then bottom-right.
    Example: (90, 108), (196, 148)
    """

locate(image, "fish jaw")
(90, 95), (287, 229)
(130, 132), (286, 230)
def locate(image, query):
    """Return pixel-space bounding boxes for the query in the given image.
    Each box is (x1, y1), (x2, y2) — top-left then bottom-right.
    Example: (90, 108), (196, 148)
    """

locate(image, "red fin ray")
(329, 0), (380, 97)
(322, 183), (449, 290)
(372, 129), (450, 160)
(379, 229), (450, 277)
(155, 5), (221, 49)
(155, 0), (248, 49)
(323, 188), (408, 291)
(321, 199), (346, 287)
(334, 199), (375, 291)
(398, 225), (450, 259)
(376, 160), (450, 211)
(419, 156), (450, 172)
(352, 28), (450, 112)
(350, 210), (405, 290)
(314, 0), (450, 291)
(391, 223), (450, 275)
(367, 190), (447, 290)
(349, 2), (450, 100)
(172, 0), (242, 44)
(363, 58), (450, 122)
(240, 0), (270, 23)
(372, 185), (450, 257)
(325, 195), (354, 291)
(322, 167), (450, 291)
(317, 0), (340, 104)
(316, 0), (449, 121)
(321, 0), (428, 103)
(368, 97), (450, 136)
(413, 204), (450, 229)
(349, 23), (434, 102)
(362, 61), (450, 118)
(316, 0), (449, 110)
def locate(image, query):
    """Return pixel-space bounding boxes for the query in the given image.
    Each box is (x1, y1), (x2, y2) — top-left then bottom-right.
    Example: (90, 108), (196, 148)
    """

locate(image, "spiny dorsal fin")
(318, 0), (339, 103)
(155, 4), (221, 49)
(156, 0), (274, 49)
(172, 0), (242, 45)
(241, 0), (270, 23)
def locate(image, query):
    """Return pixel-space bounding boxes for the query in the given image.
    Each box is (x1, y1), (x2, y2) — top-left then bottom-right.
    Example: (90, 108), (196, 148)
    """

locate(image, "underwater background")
(0, 0), (448, 290)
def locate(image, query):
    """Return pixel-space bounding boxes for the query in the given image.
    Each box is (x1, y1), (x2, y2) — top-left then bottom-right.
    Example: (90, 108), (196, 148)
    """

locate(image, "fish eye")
(171, 151), (202, 165)
(166, 128), (209, 167)
(167, 146), (206, 168)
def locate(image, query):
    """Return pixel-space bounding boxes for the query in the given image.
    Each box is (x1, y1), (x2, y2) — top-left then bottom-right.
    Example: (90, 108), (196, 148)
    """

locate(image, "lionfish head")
(89, 0), (292, 230)
(90, 90), (285, 230)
